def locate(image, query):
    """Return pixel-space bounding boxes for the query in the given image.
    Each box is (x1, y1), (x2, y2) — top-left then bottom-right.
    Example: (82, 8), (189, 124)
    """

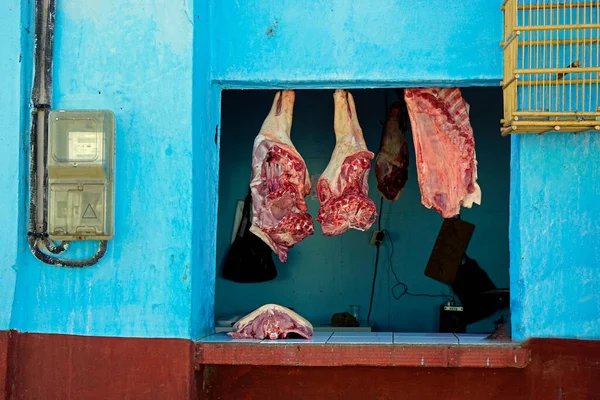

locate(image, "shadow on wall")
(214, 87), (510, 333)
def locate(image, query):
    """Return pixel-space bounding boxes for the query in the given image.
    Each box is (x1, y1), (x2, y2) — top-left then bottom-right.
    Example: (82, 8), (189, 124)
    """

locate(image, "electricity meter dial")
(47, 110), (115, 240)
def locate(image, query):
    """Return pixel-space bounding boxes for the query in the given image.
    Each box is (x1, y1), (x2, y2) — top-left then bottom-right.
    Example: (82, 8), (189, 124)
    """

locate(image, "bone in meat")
(249, 90), (314, 262)
(404, 88), (481, 218)
(316, 89), (377, 236)
(228, 304), (314, 340)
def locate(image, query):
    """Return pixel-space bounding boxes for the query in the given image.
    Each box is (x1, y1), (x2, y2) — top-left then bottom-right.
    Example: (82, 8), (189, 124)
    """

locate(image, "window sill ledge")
(195, 333), (529, 369)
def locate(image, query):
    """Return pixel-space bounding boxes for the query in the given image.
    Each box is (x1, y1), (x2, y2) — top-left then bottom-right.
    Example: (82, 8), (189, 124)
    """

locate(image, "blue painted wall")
(215, 87), (510, 333)
(212, 0), (503, 87)
(6, 0), (197, 339)
(0, 0), (26, 330)
(191, 0), (221, 340)
(510, 133), (600, 340)
(2, 0), (596, 340)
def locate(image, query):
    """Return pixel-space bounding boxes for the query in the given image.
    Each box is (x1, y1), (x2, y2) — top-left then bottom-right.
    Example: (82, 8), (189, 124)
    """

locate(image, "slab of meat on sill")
(249, 90), (314, 262)
(375, 102), (409, 202)
(404, 88), (481, 218)
(228, 304), (314, 340)
(316, 89), (377, 236)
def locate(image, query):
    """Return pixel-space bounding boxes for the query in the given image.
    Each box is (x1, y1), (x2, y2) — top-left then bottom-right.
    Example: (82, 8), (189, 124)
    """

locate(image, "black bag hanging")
(222, 191), (277, 283)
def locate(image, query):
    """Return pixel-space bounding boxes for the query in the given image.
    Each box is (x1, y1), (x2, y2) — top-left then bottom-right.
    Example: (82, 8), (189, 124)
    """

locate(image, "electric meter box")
(47, 110), (115, 241)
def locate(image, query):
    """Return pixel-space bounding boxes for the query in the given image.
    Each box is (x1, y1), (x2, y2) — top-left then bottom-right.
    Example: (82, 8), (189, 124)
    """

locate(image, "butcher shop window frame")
(501, 0), (600, 135)
(213, 87), (511, 341)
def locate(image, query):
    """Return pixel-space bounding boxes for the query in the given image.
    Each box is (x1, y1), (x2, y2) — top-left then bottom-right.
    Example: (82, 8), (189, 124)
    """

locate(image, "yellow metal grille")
(502, 0), (600, 135)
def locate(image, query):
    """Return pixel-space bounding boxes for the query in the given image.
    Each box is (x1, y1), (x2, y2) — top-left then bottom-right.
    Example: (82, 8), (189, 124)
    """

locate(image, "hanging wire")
(386, 228), (454, 303)
(367, 196), (455, 326)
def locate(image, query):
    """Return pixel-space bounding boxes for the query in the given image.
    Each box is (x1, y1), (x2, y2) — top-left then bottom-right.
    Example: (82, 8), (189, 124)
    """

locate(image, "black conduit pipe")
(27, 0), (108, 267)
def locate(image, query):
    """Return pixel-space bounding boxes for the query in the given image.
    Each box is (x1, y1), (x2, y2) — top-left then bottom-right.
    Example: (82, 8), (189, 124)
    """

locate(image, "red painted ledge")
(195, 342), (530, 369)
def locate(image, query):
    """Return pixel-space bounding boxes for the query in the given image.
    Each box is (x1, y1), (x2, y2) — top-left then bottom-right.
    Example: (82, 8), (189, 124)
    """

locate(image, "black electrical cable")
(43, 237), (70, 254)
(367, 196), (455, 326)
(366, 197), (385, 326)
(367, 90), (453, 325)
(27, 0), (107, 267)
(366, 242), (380, 326)
(386, 229), (454, 303)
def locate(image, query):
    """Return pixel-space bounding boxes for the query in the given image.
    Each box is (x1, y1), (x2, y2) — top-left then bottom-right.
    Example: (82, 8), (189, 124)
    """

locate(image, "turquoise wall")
(0, 0), (25, 330)
(510, 133), (600, 340)
(6, 0), (197, 338)
(212, 0), (503, 87)
(1, 0), (597, 340)
(206, 0), (505, 337)
(215, 88), (509, 333)
(191, 0), (221, 340)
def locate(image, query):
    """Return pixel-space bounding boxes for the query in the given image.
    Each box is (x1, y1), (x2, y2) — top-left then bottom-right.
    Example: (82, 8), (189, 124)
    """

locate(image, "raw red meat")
(316, 90), (377, 236)
(375, 102), (409, 202)
(249, 90), (314, 262)
(404, 88), (481, 218)
(228, 304), (314, 340)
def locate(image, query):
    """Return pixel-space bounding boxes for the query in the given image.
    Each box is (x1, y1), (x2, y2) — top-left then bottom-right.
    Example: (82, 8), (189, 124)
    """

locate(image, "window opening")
(213, 88), (511, 345)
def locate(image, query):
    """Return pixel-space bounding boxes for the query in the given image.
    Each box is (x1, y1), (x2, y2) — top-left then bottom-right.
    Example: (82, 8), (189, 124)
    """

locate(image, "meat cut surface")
(375, 102), (409, 202)
(405, 88), (481, 218)
(249, 90), (314, 262)
(316, 90), (377, 236)
(228, 304), (314, 340)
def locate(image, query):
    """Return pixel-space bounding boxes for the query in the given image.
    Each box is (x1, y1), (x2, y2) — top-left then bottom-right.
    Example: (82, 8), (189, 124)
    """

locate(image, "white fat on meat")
(404, 88), (481, 218)
(229, 304), (314, 340)
(316, 89), (377, 236)
(249, 90), (314, 262)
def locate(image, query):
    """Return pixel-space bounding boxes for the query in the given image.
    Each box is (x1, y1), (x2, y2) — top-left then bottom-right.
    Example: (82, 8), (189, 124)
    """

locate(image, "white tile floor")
(455, 333), (491, 345)
(200, 334), (262, 343)
(393, 333), (458, 344)
(328, 337), (392, 344)
(199, 332), (501, 345)
(331, 332), (392, 337)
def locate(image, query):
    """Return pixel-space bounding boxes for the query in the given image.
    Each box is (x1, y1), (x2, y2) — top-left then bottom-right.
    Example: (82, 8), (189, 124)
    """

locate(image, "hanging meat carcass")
(249, 90), (314, 262)
(375, 101), (409, 202)
(404, 88), (481, 218)
(316, 89), (377, 236)
(228, 304), (314, 340)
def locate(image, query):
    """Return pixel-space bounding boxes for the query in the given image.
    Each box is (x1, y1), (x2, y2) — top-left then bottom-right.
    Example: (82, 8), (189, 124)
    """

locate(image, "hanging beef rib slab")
(404, 88), (481, 218)
(249, 90), (314, 262)
(316, 89), (377, 236)
(228, 304), (314, 340)
(375, 102), (409, 202)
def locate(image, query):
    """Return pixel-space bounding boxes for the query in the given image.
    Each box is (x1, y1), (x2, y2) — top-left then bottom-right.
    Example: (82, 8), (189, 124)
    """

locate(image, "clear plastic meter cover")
(47, 110), (115, 240)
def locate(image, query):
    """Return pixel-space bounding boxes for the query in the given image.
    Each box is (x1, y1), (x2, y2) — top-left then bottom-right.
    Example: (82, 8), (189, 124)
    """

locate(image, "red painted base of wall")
(0, 330), (196, 400)
(1, 331), (600, 400)
(199, 339), (600, 400)
(0, 331), (9, 399)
